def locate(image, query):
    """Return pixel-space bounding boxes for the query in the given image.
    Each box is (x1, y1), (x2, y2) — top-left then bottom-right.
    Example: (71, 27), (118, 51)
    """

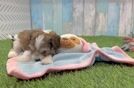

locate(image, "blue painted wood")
(84, 0), (96, 35)
(96, 0), (108, 13)
(119, 0), (133, 36)
(42, 0), (53, 30)
(95, 0), (108, 35)
(73, 0), (84, 35)
(53, 0), (62, 34)
(62, 0), (73, 34)
(106, 1), (120, 36)
(30, 0), (133, 36)
(31, 0), (43, 29)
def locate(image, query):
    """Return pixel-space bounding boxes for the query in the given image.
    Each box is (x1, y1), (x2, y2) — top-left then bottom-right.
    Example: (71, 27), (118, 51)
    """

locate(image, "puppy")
(8, 29), (60, 64)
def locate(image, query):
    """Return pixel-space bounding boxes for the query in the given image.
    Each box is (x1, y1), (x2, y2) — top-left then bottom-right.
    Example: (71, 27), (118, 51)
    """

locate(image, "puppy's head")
(49, 31), (61, 50)
(35, 31), (60, 57)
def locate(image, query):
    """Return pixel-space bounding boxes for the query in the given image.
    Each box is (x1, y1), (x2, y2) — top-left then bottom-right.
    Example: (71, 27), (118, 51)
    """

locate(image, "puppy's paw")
(17, 51), (31, 62)
(8, 50), (18, 58)
(41, 55), (53, 64)
(18, 55), (31, 62)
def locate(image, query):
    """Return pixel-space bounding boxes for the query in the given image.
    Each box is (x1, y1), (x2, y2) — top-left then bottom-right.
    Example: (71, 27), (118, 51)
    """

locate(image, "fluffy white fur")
(8, 49), (18, 58)
(18, 50), (32, 62)
(8, 35), (21, 58)
(35, 35), (45, 50)
(41, 55), (53, 64)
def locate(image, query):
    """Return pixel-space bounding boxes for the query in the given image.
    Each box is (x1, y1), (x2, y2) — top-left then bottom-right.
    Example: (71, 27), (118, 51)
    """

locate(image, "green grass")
(1, 36), (134, 88)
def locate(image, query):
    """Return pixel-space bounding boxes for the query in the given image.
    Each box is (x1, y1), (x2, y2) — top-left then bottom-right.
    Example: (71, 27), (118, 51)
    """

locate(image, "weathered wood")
(31, 0), (43, 29)
(62, 0), (73, 34)
(132, 0), (134, 36)
(106, 0), (120, 36)
(95, 0), (108, 35)
(73, 0), (84, 35)
(84, 0), (96, 36)
(53, 0), (62, 34)
(30, 0), (134, 36)
(119, 0), (133, 36)
(42, 0), (53, 30)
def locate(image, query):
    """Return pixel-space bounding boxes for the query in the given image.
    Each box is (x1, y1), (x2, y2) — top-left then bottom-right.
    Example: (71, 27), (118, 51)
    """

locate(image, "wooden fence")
(31, 0), (134, 36)
(0, 0), (133, 39)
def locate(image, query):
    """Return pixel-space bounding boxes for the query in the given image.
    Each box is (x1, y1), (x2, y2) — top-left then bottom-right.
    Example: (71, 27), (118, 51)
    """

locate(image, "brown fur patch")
(60, 37), (80, 48)
(18, 30), (45, 51)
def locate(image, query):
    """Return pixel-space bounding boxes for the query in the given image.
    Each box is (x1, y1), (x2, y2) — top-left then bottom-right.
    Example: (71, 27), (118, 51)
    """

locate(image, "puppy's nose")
(35, 58), (41, 62)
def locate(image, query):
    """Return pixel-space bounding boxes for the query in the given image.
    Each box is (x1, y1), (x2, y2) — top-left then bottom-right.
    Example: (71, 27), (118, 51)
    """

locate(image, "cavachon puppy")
(8, 29), (60, 64)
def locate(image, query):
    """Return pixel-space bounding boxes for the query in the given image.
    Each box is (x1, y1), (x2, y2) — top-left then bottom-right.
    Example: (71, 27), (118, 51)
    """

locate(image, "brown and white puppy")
(8, 29), (60, 64)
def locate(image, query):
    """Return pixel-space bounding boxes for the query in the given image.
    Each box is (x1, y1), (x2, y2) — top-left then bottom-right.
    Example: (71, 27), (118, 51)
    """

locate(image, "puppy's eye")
(62, 38), (68, 40)
(40, 48), (48, 54)
(49, 40), (53, 48)
(41, 50), (47, 54)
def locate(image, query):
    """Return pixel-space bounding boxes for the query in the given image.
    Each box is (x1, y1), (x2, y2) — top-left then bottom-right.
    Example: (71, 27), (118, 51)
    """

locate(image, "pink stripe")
(6, 57), (17, 74)
(98, 46), (134, 65)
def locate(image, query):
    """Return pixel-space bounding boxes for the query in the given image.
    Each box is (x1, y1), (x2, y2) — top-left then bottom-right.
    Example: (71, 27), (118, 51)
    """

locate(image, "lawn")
(0, 36), (134, 88)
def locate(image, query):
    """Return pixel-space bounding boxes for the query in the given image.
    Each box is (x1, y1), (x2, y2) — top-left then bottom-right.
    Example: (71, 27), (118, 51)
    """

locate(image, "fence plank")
(73, 0), (84, 35)
(106, 0), (120, 36)
(31, 0), (43, 29)
(132, 0), (134, 36)
(84, 0), (96, 36)
(53, 0), (62, 34)
(119, 0), (133, 36)
(95, 0), (108, 35)
(42, 0), (53, 30)
(62, 0), (73, 34)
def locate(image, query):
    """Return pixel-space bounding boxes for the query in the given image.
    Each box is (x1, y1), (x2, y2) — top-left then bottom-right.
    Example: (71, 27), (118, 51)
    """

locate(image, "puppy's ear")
(49, 32), (60, 50)
(8, 34), (18, 41)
